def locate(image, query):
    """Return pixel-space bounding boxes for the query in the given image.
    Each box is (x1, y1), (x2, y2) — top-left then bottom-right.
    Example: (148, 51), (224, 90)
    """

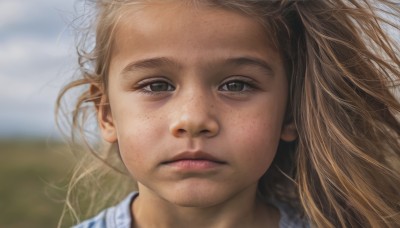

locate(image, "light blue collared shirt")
(73, 192), (309, 228)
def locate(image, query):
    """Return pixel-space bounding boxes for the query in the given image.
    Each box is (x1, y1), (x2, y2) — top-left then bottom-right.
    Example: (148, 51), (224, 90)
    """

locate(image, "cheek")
(113, 110), (164, 174)
(224, 109), (284, 175)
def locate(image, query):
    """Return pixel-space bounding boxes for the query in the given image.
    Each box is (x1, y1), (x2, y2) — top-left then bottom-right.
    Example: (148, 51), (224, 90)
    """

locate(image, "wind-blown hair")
(56, 0), (400, 227)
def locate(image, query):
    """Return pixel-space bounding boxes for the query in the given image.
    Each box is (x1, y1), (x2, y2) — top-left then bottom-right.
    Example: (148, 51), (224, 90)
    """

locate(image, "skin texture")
(98, 1), (296, 227)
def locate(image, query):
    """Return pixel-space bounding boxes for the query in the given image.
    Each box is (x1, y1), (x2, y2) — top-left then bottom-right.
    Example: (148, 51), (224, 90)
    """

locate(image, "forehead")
(110, 1), (282, 73)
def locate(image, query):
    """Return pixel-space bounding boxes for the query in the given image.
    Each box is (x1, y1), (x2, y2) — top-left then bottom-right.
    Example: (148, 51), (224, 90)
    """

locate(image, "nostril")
(177, 129), (186, 135)
(170, 119), (219, 138)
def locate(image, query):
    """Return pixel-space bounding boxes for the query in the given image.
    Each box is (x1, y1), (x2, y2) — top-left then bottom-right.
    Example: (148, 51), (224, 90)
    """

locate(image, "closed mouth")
(162, 151), (226, 164)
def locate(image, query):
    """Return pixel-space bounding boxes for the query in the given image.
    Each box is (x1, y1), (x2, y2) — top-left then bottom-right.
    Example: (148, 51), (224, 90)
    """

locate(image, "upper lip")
(162, 151), (225, 164)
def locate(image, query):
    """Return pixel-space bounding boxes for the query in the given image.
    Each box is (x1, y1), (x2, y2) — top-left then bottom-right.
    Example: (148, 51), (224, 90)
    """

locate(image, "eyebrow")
(120, 56), (275, 76)
(225, 57), (274, 76)
(121, 57), (181, 76)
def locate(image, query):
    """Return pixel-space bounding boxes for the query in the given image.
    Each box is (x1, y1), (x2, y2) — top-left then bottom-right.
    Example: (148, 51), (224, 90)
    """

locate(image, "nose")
(169, 94), (220, 138)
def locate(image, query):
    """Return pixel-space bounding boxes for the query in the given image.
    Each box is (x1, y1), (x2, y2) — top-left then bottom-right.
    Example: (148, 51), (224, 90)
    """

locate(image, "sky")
(0, 0), (77, 138)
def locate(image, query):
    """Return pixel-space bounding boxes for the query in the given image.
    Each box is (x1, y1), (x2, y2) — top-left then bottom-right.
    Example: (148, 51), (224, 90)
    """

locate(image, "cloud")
(0, 0), (75, 37)
(0, 36), (72, 76)
(0, 0), (77, 138)
(0, 1), (27, 28)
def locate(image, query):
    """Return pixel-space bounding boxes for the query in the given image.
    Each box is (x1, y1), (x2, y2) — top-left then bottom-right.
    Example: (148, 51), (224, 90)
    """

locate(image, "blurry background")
(0, 1), (399, 228)
(0, 0), (78, 227)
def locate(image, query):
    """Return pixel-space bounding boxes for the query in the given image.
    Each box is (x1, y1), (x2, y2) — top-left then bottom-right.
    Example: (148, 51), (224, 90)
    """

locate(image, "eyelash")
(218, 79), (256, 93)
(134, 78), (175, 95)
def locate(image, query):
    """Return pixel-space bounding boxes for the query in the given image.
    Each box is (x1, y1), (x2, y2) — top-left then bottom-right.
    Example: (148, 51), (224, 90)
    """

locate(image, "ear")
(90, 84), (117, 143)
(280, 121), (297, 142)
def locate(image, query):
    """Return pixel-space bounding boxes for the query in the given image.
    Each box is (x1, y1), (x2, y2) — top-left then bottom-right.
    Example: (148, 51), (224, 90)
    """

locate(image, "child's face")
(100, 2), (295, 208)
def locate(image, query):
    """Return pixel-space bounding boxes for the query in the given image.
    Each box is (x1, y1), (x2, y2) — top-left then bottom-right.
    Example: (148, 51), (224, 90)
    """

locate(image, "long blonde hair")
(56, 0), (400, 227)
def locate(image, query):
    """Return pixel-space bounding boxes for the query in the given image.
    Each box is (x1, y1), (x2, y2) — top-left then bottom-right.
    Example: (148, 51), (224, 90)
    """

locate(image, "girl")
(57, 0), (400, 227)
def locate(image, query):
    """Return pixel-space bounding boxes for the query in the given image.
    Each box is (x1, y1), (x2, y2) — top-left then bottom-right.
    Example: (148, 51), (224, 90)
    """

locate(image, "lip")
(162, 151), (225, 164)
(161, 151), (226, 170)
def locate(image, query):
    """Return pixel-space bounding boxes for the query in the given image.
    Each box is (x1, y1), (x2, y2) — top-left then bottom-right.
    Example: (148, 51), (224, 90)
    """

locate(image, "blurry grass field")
(0, 139), (75, 228)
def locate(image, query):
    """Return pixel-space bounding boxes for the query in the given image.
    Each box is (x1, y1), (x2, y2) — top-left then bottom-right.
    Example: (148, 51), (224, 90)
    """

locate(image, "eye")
(138, 80), (175, 94)
(146, 82), (175, 92)
(219, 80), (252, 92)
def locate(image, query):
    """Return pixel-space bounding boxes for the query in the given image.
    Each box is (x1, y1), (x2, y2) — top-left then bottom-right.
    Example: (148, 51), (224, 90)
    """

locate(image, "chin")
(163, 182), (234, 208)
(169, 194), (223, 208)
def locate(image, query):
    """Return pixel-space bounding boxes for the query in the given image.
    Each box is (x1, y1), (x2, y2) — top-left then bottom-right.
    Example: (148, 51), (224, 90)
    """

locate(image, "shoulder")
(269, 198), (310, 228)
(72, 192), (137, 228)
(73, 192), (309, 228)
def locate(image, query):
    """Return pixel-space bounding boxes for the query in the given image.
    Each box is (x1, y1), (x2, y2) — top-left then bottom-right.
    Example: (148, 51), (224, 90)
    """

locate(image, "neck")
(131, 185), (280, 228)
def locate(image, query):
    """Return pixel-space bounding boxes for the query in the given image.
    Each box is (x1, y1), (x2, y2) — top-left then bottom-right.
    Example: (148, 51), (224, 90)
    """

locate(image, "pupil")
(227, 82), (244, 91)
(150, 82), (168, 91)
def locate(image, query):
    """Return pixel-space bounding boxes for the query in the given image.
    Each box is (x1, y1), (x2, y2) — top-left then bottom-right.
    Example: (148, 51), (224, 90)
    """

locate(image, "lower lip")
(164, 159), (224, 170)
